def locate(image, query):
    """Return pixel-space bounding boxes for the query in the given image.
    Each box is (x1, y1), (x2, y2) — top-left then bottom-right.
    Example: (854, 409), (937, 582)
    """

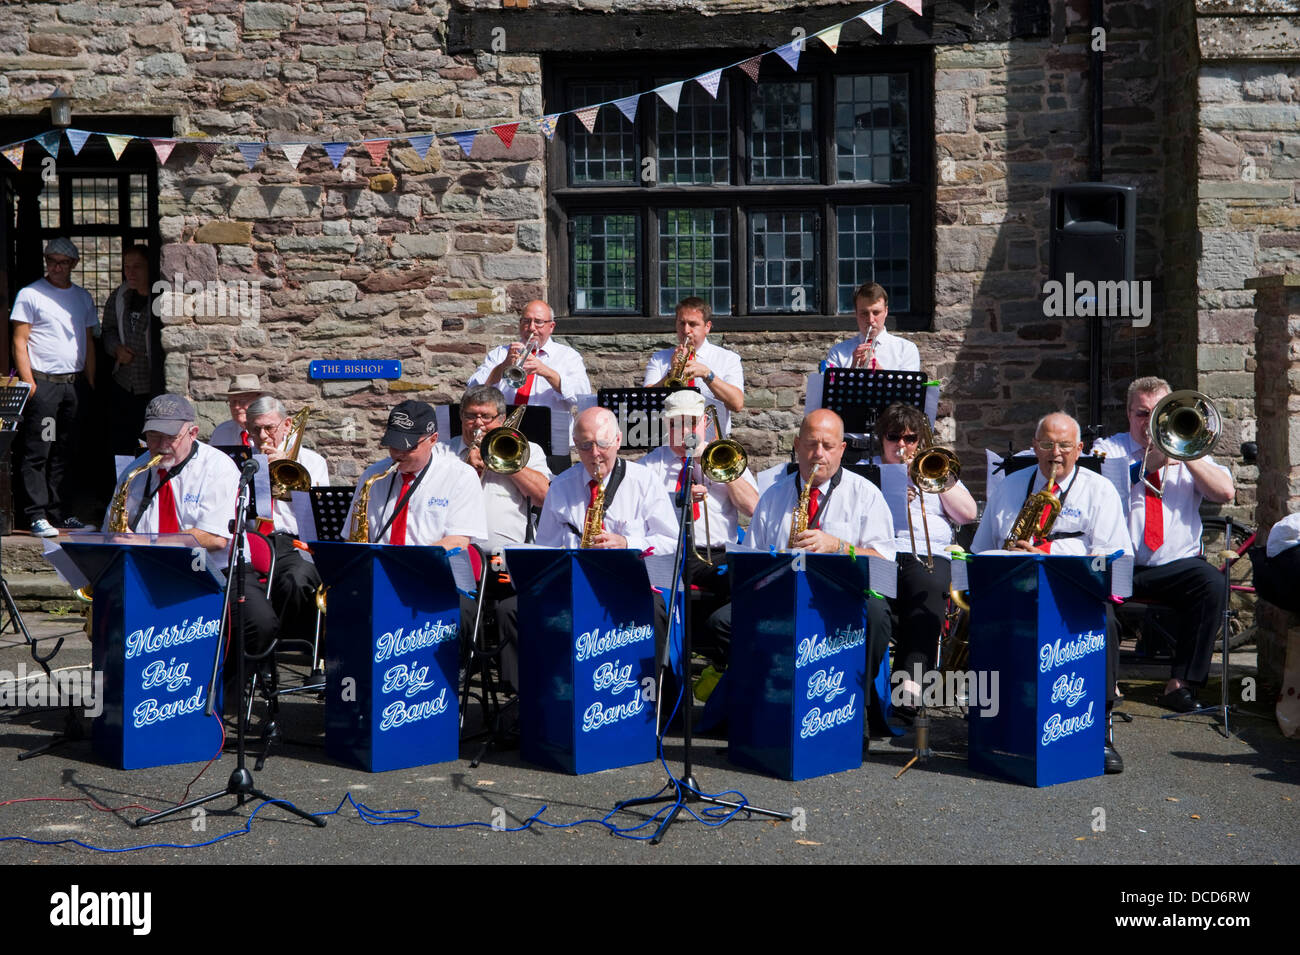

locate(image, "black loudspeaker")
(1048, 183), (1137, 285)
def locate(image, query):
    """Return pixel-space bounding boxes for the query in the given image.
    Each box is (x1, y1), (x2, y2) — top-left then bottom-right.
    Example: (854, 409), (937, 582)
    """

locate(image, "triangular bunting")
(193, 141), (220, 163)
(696, 69), (723, 99)
(612, 95), (639, 124)
(491, 123), (519, 148)
(407, 134), (433, 158)
(654, 82), (683, 113)
(898, 0), (923, 14)
(860, 7), (884, 34)
(237, 142), (265, 169)
(67, 129), (91, 155)
(363, 140), (390, 166)
(774, 41), (802, 73)
(451, 130), (477, 157)
(538, 114), (560, 140)
(575, 106), (600, 134)
(280, 143), (308, 167)
(322, 142), (349, 167)
(36, 131), (60, 158)
(816, 24), (842, 53)
(2, 144), (24, 171)
(106, 135), (133, 160)
(739, 56), (763, 84)
(150, 139), (176, 165)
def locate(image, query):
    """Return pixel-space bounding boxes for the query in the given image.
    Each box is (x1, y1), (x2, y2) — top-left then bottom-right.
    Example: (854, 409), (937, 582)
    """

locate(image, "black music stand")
(822, 368), (928, 443)
(309, 487), (355, 542)
(598, 387), (697, 452)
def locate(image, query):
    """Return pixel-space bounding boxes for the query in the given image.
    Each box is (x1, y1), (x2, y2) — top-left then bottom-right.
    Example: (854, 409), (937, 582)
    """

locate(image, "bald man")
(468, 299), (591, 417)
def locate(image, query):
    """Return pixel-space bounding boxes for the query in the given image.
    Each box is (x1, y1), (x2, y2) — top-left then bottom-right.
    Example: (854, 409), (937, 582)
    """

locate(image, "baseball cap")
(381, 400), (437, 450)
(142, 394), (196, 435)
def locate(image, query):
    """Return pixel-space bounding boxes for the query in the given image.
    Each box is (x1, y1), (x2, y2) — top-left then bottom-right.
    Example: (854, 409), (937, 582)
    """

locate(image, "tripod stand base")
(613, 774), (792, 845)
(135, 766), (326, 829)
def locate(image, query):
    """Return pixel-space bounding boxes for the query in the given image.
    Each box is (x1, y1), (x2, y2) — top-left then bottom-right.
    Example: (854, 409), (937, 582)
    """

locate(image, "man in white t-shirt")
(11, 237), (98, 537)
(824, 282), (920, 372)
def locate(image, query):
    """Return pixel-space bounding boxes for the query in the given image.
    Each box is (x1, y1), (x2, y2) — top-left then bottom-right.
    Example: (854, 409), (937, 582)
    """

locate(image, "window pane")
(657, 82), (730, 185)
(749, 209), (817, 313)
(835, 73), (909, 183)
(659, 208), (731, 316)
(749, 81), (815, 183)
(837, 204), (910, 312)
(68, 235), (123, 308)
(70, 177), (120, 224)
(568, 81), (638, 185)
(39, 182), (59, 230)
(130, 174), (149, 228)
(573, 213), (639, 313)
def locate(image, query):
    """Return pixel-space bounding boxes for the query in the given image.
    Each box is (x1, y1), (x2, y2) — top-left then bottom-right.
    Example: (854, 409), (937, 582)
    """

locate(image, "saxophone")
(349, 461), (399, 543)
(580, 463), (605, 548)
(107, 454), (164, 533)
(788, 462), (821, 548)
(1004, 462), (1061, 549)
(663, 343), (696, 388)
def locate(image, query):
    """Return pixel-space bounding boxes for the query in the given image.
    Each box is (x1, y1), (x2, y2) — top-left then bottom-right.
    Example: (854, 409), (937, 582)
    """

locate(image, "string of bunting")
(0, 0), (921, 172)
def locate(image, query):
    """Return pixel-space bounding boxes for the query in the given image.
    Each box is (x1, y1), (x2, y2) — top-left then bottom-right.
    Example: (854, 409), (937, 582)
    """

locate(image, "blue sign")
(309, 359), (402, 379)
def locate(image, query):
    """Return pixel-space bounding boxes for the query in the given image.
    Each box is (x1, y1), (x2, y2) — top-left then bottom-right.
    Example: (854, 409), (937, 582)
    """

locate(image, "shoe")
(1104, 742), (1124, 774)
(693, 665), (723, 703)
(60, 516), (88, 530)
(30, 519), (58, 538)
(1157, 687), (1198, 713)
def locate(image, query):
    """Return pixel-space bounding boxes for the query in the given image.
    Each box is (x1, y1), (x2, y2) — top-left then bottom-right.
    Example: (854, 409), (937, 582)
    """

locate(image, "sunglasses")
(884, 433), (920, 444)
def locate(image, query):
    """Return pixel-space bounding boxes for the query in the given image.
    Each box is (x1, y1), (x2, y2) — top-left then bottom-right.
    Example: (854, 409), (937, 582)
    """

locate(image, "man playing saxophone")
(970, 411), (1133, 772)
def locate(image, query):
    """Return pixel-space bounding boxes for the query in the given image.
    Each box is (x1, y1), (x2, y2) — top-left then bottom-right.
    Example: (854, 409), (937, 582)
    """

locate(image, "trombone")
(268, 406), (313, 501)
(904, 439), (961, 572)
(688, 406), (748, 564)
(1139, 389), (1221, 497)
(479, 405), (530, 475)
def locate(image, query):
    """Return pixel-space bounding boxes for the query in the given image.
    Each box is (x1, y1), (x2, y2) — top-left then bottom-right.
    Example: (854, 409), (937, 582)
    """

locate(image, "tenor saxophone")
(107, 453), (164, 533)
(580, 463), (605, 548)
(349, 461), (399, 543)
(1004, 462), (1061, 549)
(788, 462), (821, 548)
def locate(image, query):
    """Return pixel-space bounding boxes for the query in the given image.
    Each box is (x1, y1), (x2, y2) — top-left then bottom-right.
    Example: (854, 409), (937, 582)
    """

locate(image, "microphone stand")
(613, 433), (790, 844)
(137, 458), (324, 829)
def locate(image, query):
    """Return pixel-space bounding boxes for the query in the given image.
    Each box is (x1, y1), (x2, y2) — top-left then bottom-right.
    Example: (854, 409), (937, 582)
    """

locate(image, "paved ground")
(0, 610), (1294, 871)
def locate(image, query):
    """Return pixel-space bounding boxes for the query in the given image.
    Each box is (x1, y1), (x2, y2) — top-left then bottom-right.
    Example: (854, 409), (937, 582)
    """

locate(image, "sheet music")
(950, 555), (968, 592)
(867, 554), (897, 599)
(448, 547), (477, 594)
(291, 490), (317, 546)
(924, 383), (939, 425)
(252, 453), (272, 517)
(1109, 553), (1134, 598)
(1102, 456), (1130, 515)
(879, 462), (910, 532)
(643, 552), (678, 592)
(41, 541), (89, 591)
(805, 370), (823, 412)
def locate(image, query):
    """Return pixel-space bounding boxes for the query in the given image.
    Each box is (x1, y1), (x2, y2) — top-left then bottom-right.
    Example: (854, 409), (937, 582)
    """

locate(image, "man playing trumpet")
(1092, 377), (1234, 714)
(825, 282), (919, 372)
(469, 300), (591, 415)
(644, 297), (744, 435)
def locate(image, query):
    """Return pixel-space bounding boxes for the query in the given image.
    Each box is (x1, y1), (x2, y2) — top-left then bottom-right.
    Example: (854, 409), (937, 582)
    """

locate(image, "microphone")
(238, 456), (259, 489)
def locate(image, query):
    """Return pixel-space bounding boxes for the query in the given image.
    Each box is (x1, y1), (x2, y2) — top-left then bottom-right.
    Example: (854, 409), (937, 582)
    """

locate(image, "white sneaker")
(30, 519), (59, 538)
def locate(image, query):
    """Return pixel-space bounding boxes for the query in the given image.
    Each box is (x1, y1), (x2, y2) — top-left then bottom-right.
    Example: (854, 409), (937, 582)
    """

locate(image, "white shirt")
(265, 445), (329, 538)
(825, 328), (920, 373)
(971, 464), (1133, 557)
(468, 339), (591, 417)
(344, 450), (488, 546)
(872, 459), (965, 558)
(536, 459), (679, 554)
(210, 419), (251, 449)
(449, 434), (551, 553)
(1267, 511), (1300, 558)
(639, 445), (758, 547)
(747, 467), (896, 554)
(643, 338), (744, 435)
(11, 278), (97, 374)
(1091, 433), (1230, 565)
(103, 442), (239, 570)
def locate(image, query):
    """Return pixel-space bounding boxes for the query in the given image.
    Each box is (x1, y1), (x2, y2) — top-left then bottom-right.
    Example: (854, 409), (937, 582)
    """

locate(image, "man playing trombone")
(1092, 377), (1234, 714)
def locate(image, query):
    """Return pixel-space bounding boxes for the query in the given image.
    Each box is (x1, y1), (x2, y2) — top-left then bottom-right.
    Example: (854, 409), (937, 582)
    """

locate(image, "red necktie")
(156, 468), (180, 533)
(390, 472), (415, 545)
(241, 430), (251, 448)
(1144, 471), (1164, 551)
(677, 457), (700, 520)
(807, 487), (821, 528)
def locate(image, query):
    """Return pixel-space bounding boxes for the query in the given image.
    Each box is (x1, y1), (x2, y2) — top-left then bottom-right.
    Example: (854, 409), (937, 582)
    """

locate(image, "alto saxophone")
(580, 463), (605, 548)
(1004, 462), (1061, 549)
(349, 461), (399, 543)
(107, 453), (164, 533)
(788, 462), (821, 548)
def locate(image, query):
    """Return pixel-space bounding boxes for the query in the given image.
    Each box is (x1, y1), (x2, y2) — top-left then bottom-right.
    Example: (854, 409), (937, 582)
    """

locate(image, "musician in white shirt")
(468, 300), (590, 426)
(1092, 377), (1234, 714)
(824, 282), (920, 372)
(643, 297), (744, 436)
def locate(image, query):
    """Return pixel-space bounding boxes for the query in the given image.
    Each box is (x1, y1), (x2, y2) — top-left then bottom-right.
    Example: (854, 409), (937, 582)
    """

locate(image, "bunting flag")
(860, 6), (884, 34)
(739, 56), (763, 84)
(538, 114), (560, 140)
(816, 24), (843, 53)
(150, 139), (176, 165)
(36, 131), (61, 158)
(696, 69), (723, 99)
(280, 143), (308, 167)
(237, 142), (265, 169)
(774, 40), (802, 72)
(363, 140), (390, 166)
(898, 0), (923, 13)
(67, 129), (91, 155)
(490, 123), (518, 148)
(574, 105), (600, 134)
(613, 94), (639, 124)
(451, 130), (477, 156)
(107, 135), (133, 160)
(655, 82), (683, 113)
(2, 144), (23, 171)
(322, 142), (349, 167)
(408, 134), (433, 158)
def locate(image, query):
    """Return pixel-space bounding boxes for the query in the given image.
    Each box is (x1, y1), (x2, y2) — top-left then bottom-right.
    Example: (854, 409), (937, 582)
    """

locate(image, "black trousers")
(107, 378), (152, 457)
(228, 564), (281, 666)
(888, 554), (951, 680)
(1132, 557), (1226, 686)
(17, 378), (84, 524)
(267, 534), (323, 646)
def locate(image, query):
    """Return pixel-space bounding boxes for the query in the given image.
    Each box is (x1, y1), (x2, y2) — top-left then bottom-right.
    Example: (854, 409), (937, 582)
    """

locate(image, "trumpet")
(905, 444), (960, 571)
(850, 333), (878, 369)
(663, 343), (696, 388)
(1139, 390), (1221, 497)
(503, 334), (539, 389)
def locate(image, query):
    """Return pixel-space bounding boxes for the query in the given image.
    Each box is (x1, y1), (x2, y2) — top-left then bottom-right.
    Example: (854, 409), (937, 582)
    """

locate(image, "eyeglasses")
(248, 422), (284, 435)
(884, 433), (920, 444)
(1036, 441), (1078, 452)
(575, 438), (617, 452)
(44, 257), (75, 268)
(461, 412), (501, 422)
(520, 318), (554, 328)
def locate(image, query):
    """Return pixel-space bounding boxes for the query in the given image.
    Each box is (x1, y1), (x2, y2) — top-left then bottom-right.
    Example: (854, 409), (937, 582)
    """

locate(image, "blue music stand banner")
(312, 542), (461, 772)
(60, 535), (225, 770)
(506, 548), (656, 775)
(727, 552), (873, 780)
(968, 553), (1110, 787)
